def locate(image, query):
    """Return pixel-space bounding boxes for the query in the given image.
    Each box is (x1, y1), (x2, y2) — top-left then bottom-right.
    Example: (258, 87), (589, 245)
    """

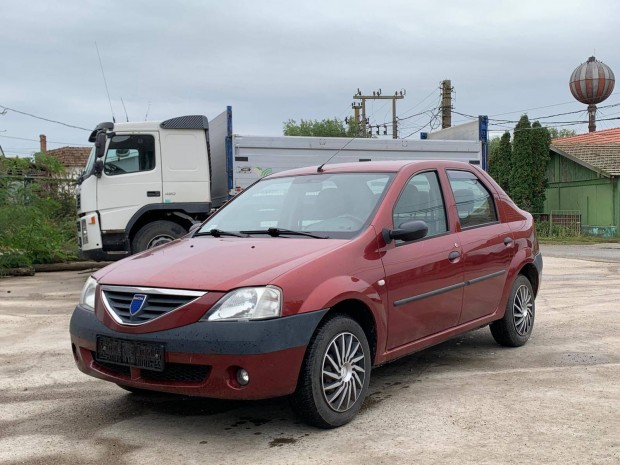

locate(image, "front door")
(96, 133), (162, 231)
(383, 171), (464, 350)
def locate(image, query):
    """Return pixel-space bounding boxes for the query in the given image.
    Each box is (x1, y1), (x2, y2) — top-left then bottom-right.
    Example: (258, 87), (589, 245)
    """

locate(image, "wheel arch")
(519, 263), (540, 297)
(126, 203), (211, 241)
(316, 299), (379, 365)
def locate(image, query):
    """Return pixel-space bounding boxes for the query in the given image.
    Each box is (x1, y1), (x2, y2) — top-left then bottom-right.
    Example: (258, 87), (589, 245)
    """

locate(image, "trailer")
(76, 106), (485, 261)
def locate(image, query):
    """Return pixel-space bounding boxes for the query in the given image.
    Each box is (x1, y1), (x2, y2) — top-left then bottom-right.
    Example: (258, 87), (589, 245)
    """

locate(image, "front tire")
(291, 315), (371, 428)
(490, 274), (535, 347)
(131, 220), (187, 253)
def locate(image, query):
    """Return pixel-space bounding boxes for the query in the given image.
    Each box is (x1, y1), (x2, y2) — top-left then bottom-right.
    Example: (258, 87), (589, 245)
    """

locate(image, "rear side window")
(393, 171), (447, 237)
(447, 170), (498, 228)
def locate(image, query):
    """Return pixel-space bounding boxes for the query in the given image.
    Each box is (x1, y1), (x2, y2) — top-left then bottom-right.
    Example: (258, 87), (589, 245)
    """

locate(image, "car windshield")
(199, 172), (394, 239)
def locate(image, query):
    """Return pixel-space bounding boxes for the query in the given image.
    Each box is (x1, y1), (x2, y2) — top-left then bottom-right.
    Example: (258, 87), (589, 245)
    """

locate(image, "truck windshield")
(199, 172), (393, 239)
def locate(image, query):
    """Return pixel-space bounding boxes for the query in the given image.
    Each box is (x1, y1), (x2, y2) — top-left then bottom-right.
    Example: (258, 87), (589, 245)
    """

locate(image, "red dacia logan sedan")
(70, 160), (542, 428)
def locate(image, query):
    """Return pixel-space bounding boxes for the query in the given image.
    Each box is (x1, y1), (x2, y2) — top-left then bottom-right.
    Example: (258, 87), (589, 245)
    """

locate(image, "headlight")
(79, 276), (97, 311)
(205, 286), (282, 321)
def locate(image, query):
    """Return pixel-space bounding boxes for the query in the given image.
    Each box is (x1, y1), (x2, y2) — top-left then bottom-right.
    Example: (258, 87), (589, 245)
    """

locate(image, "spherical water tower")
(569, 56), (615, 132)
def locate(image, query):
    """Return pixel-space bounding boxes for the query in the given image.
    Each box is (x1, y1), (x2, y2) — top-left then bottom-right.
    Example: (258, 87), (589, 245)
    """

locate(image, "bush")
(0, 155), (78, 272)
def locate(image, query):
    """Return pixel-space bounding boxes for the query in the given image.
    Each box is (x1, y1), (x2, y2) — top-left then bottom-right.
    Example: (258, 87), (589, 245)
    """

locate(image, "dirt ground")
(0, 246), (618, 464)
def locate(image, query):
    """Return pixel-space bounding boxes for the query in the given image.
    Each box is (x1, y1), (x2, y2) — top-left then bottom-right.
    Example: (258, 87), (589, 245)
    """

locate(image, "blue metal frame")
(478, 115), (489, 171)
(226, 105), (233, 191)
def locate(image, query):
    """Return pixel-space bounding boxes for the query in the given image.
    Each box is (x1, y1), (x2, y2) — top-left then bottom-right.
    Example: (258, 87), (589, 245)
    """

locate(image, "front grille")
(101, 286), (205, 325)
(141, 363), (211, 383)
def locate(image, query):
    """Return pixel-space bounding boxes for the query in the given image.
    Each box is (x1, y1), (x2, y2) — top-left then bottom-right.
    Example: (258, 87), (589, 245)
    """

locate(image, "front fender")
(295, 274), (388, 362)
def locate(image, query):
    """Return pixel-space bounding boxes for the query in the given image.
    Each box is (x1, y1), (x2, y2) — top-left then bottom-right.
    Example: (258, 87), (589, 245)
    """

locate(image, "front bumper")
(69, 305), (327, 399)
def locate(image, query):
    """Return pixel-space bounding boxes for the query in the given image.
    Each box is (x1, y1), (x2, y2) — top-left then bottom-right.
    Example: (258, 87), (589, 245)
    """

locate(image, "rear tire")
(490, 274), (535, 347)
(131, 220), (187, 253)
(291, 315), (371, 428)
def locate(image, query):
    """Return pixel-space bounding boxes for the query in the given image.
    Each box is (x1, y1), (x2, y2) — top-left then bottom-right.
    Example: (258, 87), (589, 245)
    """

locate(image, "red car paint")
(70, 160), (541, 401)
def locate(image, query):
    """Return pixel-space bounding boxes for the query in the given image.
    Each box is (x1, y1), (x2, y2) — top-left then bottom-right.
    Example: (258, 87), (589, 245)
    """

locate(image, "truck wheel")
(132, 220), (187, 253)
(291, 315), (371, 428)
(490, 275), (535, 347)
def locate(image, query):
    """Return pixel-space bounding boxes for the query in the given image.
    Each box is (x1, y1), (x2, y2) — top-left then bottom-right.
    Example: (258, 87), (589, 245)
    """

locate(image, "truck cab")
(77, 116), (222, 261)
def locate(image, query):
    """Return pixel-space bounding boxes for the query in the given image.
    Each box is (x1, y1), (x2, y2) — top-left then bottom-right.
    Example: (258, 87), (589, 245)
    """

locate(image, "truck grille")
(101, 285), (206, 325)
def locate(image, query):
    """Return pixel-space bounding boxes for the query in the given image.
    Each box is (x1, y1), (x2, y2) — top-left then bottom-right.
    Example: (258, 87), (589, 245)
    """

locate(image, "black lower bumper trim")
(70, 305), (329, 355)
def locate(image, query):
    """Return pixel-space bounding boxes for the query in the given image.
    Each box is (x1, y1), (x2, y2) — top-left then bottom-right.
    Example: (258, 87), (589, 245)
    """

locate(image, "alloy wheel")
(321, 332), (367, 412)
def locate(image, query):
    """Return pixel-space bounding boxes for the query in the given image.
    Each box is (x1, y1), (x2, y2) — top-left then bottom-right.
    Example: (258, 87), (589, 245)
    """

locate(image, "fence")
(533, 210), (581, 237)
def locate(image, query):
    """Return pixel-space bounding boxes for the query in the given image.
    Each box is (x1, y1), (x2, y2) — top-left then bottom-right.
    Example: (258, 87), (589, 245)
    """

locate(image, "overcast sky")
(1, 0), (619, 157)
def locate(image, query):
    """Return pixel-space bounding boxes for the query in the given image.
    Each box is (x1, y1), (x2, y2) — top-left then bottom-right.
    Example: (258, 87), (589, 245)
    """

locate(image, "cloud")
(1, 0), (619, 154)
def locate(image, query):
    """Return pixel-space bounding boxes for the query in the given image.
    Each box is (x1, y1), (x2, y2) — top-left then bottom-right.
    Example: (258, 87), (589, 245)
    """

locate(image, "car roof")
(267, 160), (478, 178)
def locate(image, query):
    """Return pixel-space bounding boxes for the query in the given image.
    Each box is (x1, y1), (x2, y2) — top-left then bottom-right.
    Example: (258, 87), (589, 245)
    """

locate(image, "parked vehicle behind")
(70, 160), (542, 428)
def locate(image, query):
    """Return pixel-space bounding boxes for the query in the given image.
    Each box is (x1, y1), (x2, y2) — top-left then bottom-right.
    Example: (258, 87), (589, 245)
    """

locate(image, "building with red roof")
(546, 127), (620, 236)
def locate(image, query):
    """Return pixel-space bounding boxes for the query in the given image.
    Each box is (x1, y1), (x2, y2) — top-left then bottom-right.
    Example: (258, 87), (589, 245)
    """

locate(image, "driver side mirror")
(382, 220), (428, 244)
(94, 159), (104, 178)
(95, 132), (107, 159)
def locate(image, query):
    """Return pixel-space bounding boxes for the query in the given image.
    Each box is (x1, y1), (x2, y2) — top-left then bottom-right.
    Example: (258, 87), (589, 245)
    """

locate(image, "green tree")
(283, 118), (357, 137)
(0, 153), (77, 271)
(530, 122), (551, 213)
(510, 115), (534, 211)
(547, 127), (576, 139)
(489, 132), (512, 195)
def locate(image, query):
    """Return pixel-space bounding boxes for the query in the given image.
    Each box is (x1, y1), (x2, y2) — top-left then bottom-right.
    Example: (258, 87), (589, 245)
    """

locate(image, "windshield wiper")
(241, 227), (329, 239)
(195, 228), (249, 238)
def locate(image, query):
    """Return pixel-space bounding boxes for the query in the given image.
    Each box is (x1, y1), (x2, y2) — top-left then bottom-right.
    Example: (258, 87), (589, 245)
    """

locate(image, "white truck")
(76, 107), (487, 261)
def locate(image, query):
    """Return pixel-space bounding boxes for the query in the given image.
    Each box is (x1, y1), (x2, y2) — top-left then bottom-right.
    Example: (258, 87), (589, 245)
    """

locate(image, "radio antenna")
(120, 97), (129, 122)
(144, 101), (151, 121)
(317, 137), (357, 172)
(95, 42), (116, 123)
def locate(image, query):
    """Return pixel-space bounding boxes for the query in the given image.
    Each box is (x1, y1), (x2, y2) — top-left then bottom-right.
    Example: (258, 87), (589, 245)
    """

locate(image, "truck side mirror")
(94, 159), (104, 178)
(95, 132), (107, 159)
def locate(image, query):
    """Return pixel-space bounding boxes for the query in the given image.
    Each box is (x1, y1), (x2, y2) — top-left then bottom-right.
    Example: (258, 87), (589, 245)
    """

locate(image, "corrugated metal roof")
(552, 128), (620, 176)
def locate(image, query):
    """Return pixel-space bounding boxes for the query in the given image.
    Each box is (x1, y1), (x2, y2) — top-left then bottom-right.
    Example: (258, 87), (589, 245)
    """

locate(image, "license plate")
(96, 336), (165, 372)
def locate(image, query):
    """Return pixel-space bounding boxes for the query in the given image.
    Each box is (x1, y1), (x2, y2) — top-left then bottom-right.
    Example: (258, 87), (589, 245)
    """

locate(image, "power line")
(0, 104), (90, 131)
(487, 93), (619, 117)
(398, 88), (440, 117)
(0, 134), (90, 146)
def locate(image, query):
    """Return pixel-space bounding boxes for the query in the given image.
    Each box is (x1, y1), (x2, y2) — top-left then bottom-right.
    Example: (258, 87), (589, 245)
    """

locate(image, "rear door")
(446, 169), (515, 324)
(382, 170), (464, 349)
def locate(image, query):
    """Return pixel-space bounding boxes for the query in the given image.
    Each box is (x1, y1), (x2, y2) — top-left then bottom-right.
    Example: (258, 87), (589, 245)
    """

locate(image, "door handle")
(147, 191), (161, 197)
(448, 251), (461, 261)
(503, 237), (514, 246)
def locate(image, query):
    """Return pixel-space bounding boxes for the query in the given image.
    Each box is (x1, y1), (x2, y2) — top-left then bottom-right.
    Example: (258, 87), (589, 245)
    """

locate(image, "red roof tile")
(552, 127), (620, 144)
(46, 146), (90, 168)
(552, 127), (620, 176)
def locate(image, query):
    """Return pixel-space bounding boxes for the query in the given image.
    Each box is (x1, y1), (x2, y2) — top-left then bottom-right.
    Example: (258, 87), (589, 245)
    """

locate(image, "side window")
(104, 135), (155, 176)
(447, 170), (498, 228)
(393, 171), (447, 237)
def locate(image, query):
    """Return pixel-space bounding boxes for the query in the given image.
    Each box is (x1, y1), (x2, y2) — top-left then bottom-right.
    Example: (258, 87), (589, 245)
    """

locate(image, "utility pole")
(440, 80), (453, 129)
(353, 89), (405, 138)
(352, 102), (362, 136)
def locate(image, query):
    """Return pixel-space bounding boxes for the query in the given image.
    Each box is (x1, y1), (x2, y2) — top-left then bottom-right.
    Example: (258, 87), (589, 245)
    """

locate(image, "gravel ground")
(0, 248), (618, 464)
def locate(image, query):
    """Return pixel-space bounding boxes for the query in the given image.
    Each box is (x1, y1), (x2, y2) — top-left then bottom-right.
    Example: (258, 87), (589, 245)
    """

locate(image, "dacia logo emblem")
(129, 294), (147, 319)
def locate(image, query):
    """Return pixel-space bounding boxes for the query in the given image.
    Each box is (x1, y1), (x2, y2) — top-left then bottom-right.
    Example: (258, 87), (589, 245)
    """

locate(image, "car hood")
(95, 236), (346, 291)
